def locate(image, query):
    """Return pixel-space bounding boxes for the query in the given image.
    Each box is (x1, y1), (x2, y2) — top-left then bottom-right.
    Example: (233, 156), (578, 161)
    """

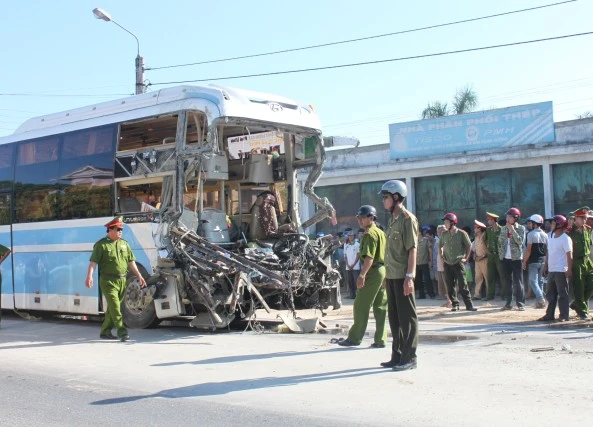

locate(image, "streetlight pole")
(92, 8), (146, 95)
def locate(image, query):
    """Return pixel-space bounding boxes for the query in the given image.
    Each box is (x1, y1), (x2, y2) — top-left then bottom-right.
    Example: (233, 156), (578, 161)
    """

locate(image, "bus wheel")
(122, 272), (160, 329)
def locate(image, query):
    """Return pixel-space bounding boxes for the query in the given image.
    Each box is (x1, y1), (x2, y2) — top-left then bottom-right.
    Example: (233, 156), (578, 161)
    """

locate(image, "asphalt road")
(0, 311), (592, 426)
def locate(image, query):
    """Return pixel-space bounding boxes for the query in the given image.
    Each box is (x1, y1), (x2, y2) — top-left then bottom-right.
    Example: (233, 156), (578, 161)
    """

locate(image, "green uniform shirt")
(359, 223), (385, 265)
(569, 225), (592, 259)
(484, 226), (501, 255)
(439, 228), (471, 265)
(385, 206), (418, 280)
(90, 237), (135, 277)
(416, 238), (430, 265)
(0, 243), (9, 260)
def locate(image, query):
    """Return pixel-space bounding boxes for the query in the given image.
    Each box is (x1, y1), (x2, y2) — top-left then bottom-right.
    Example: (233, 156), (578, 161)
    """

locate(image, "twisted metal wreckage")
(124, 127), (355, 331)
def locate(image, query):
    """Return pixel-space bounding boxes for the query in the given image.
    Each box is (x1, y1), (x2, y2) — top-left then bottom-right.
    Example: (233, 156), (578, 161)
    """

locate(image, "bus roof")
(3, 84), (321, 143)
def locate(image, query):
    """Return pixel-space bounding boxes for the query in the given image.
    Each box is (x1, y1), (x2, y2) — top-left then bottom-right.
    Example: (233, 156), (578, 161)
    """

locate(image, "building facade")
(300, 114), (593, 234)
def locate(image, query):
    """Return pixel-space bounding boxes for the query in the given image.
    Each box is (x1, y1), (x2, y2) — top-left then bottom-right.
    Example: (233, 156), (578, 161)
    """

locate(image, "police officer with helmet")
(379, 180), (419, 371)
(439, 212), (477, 312)
(337, 205), (388, 347)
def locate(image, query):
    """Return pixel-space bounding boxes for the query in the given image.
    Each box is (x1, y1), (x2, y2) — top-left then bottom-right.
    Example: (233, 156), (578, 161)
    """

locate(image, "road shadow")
(0, 313), (212, 350)
(91, 367), (387, 405)
(152, 346), (360, 367)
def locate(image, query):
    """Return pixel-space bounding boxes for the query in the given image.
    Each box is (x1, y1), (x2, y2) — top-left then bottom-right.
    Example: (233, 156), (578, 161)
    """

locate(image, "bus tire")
(122, 266), (161, 329)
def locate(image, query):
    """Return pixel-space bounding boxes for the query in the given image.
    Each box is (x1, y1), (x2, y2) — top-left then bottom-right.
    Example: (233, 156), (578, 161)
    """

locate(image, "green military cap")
(486, 212), (499, 219)
(573, 206), (590, 218)
(567, 211), (575, 219)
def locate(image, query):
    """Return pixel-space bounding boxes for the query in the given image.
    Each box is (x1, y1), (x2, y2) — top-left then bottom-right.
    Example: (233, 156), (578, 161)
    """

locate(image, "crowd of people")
(332, 180), (593, 370)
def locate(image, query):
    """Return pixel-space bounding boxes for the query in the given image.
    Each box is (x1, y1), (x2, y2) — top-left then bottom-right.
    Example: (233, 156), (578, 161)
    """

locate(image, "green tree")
(421, 86), (478, 119)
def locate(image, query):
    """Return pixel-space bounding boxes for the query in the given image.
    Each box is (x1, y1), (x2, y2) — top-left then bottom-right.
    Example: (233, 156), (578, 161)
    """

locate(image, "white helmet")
(527, 214), (544, 225)
(379, 180), (407, 198)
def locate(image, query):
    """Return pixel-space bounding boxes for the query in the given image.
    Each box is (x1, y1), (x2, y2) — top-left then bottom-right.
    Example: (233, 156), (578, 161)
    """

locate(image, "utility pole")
(93, 8), (146, 94)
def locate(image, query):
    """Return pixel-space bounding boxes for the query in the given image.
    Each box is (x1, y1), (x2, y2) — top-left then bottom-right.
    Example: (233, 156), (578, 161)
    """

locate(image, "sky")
(1, 0), (593, 146)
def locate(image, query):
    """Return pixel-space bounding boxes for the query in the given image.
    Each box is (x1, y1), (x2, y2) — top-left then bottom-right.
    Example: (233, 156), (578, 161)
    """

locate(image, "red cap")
(105, 216), (124, 229)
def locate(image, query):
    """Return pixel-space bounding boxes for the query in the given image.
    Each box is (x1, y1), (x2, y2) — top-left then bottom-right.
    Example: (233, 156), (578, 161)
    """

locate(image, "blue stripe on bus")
(2, 226), (154, 305)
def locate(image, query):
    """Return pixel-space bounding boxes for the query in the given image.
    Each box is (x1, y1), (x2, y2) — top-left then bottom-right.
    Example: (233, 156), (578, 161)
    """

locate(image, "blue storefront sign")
(389, 101), (554, 159)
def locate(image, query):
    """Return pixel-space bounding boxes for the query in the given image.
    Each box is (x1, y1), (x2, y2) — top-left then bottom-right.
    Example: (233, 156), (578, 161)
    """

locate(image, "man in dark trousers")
(85, 216), (146, 341)
(439, 213), (477, 312)
(379, 180), (418, 371)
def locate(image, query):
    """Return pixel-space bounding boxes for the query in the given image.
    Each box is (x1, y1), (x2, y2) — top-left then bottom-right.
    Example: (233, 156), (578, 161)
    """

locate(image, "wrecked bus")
(0, 85), (354, 329)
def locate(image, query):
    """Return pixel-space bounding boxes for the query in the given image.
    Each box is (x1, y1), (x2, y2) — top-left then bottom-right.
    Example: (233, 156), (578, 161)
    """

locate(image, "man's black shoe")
(337, 339), (359, 347)
(451, 305), (460, 312)
(120, 335), (130, 342)
(466, 307), (478, 312)
(370, 342), (386, 348)
(392, 360), (417, 371)
(100, 333), (118, 340)
(380, 360), (399, 368)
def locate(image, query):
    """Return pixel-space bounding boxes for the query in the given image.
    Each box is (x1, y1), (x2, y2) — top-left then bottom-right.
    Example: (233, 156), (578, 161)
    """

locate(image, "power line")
(149, 31), (593, 86)
(147, 0), (577, 71)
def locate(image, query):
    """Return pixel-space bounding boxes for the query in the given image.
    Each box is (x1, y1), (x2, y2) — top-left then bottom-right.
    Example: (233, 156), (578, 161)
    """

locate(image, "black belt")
(371, 263), (384, 269)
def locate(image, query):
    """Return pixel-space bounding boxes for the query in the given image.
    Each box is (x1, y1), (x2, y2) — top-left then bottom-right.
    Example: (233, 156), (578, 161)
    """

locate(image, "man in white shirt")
(344, 231), (361, 299)
(538, 215), (573, 322)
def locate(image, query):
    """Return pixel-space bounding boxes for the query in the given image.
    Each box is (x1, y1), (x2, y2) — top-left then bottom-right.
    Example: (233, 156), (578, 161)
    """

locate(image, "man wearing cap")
(439, 213), (477, 311)
(484, 212), (506, 301)
(522, 214), (548, 309)
(472, 220), (489, 300)
(337, 205), (387, 347)
(498, 208), (526, 310)
(568, 207), (593, 320)
(415, 226), (435, 299)
(85, 216), (147, 341)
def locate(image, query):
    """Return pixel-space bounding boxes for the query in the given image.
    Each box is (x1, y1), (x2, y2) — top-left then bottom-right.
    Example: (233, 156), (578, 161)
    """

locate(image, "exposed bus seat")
(197, 208), (230, 244)
(118, 196), (142, 213)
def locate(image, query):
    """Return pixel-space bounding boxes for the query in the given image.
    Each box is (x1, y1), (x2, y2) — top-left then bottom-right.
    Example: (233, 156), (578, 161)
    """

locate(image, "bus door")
(0, 191), (14, 311)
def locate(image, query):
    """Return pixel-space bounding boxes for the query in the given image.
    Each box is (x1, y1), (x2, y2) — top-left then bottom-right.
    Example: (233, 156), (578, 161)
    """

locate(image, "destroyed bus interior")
(112, 111), (342, 330)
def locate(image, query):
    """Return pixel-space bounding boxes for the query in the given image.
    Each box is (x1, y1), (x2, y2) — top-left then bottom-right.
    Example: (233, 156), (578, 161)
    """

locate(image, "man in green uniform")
(85, 216), (146, 341)
(483, 212), (505, 301)
(379, 180), (418, 371)
(0, 243), (11, 323)
(568, 207), (593, 320)
(439, 213), (477, 312)
(338, 205), (387, 347)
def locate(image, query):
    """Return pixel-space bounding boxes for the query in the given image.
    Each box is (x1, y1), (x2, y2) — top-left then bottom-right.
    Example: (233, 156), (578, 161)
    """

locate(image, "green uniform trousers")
(487, 254), (506, 299)
(385, 278), (418, 364)
(100, 277), (128, 337)
(347, 266), (387, 345)
(571, 257), (593, 315)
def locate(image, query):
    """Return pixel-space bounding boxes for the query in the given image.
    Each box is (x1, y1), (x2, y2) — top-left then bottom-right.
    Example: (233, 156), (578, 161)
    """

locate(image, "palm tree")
(421, 101), (449, 119)
(421, 86), (478, 119)
(452, 86), (478, 115)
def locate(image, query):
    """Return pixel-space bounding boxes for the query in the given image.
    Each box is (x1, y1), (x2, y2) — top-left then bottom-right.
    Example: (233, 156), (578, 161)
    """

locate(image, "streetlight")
(92, 7), (146, 95)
